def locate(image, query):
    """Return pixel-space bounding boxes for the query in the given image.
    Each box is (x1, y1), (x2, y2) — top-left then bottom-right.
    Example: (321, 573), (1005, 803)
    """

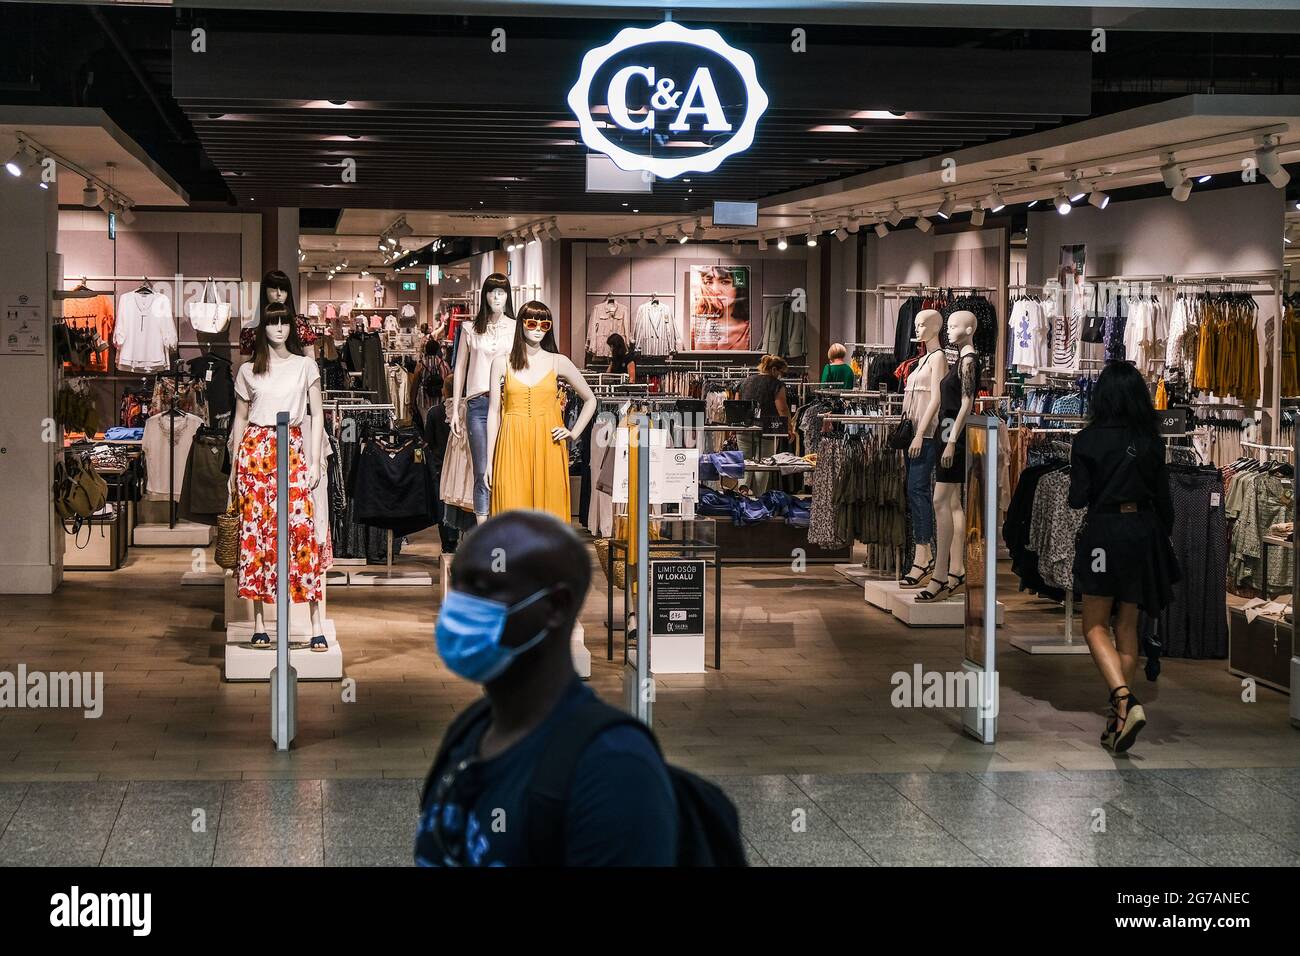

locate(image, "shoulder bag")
(188, 279), (232, 335)
(1080, 286), (1106, 343)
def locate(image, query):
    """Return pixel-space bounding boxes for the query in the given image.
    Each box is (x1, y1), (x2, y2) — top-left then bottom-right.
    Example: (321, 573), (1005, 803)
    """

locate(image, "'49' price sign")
(1158, 406), (1190, 437)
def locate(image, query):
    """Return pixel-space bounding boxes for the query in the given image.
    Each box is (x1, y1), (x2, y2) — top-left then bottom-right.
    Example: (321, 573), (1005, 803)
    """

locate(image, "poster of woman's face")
(690, 265), (751, 350)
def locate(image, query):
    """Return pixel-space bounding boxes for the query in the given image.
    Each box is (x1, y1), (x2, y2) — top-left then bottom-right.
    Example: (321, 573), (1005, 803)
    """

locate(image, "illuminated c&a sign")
(567, 22), (769, 180)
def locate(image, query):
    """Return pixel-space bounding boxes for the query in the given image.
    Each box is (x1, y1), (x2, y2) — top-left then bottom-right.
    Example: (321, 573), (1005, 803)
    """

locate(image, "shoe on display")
(250, 631), (271, 646)
(899, 560), (934, 588)
(309, 635), (328, 653)
(914, 578), (949, 602)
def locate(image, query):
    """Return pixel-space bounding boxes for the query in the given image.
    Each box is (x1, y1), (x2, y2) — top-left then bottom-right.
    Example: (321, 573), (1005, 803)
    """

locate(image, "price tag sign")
(1158, 406), (1190, 437)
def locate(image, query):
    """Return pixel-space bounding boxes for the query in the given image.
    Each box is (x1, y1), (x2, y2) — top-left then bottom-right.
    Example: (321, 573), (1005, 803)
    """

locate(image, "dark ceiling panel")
(170, 28), (1081, 212)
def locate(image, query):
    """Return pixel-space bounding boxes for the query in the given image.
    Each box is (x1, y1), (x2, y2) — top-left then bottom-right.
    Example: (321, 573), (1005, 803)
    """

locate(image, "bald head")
(452, 511), (592, 612)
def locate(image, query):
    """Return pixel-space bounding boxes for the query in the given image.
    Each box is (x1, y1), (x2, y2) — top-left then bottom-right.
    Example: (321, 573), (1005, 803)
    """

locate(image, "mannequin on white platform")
(917, 310), (978, 603)
(228, 283), (329, 651)
(450, 273), (516, 525)
(900, 308), (947, 589)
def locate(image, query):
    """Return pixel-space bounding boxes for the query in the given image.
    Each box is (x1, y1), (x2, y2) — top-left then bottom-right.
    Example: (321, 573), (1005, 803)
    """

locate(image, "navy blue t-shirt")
(414, 680), (678, 866)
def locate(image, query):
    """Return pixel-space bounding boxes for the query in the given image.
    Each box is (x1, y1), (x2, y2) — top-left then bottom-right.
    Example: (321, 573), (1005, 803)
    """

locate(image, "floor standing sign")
(650, 559), (706, 673)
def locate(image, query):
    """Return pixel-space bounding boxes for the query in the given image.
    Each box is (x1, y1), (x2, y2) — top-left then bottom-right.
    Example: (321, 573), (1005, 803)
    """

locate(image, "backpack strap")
(524, 697), (660, 865)
(419, 696), (493, 807)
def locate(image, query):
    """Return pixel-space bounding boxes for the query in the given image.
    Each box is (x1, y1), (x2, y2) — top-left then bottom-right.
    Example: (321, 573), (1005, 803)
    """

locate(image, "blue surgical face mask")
(435, 585), (557, 684)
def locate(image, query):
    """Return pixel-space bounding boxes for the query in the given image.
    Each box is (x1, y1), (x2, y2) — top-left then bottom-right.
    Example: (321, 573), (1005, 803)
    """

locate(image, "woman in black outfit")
(606, 333), (638, 383)
(1069, 361), (1181, 753)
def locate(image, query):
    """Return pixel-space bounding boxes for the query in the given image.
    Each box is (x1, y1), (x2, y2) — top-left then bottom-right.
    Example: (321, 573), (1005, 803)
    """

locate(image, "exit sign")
(401, 281), (417, 292)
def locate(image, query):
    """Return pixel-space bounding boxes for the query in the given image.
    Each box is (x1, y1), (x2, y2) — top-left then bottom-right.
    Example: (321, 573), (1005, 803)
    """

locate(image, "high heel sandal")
(1104, 685), (1147, 754)
(900, 559), (935, 589)
(914, 578), (950, 602)
(945, 572), (967, 596)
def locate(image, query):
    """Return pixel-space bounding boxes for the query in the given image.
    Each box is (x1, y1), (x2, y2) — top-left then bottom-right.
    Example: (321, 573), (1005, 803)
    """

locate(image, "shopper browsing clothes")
(1068, 361), (1181, 753)
(416, 511), (678, 866)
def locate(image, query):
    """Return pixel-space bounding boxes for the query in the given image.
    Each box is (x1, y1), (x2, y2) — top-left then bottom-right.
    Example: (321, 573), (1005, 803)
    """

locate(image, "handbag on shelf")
(187, 279), (233, 334)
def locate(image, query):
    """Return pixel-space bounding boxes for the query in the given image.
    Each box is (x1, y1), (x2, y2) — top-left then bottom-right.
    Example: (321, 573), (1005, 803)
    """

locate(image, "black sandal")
(250, 631), (271, 646)
(900, 560), (934, 588)
(915, 578), (950, 602)
(1106, 685), (1147, 754)
(309, 635), (328, 653)
(945, 572), (967, 596)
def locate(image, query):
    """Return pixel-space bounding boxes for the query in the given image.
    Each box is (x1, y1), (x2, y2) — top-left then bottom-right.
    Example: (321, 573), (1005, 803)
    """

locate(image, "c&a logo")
(567, 22), (769, 180)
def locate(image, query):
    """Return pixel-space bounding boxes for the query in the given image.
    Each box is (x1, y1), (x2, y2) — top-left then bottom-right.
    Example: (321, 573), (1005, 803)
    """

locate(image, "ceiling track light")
(846, 212), (861, 233)
(936, 194), (956, 220)
(985, 188), (1005, 213)
(692, 219), (705, 241)
(806, 231), (818, 247)
(757, 235), (769, 251)
(887, 204), (904, 227)
(637, 232), (648, 249)
(1171, 179), (1193, 202)
(82, 181), (100, 208)
(914, 214), (932, 233)
(834, 226), (849, 241)
(1088, 188), (1111, 209)
(1255, 141), (1292, 188)
(777, 234), (788, 251)
(970, 204), (986, 227)
(1054, 190), (1073, 215)
(1160, 158), (1184, 190)
(5, 145), (30, 177)
(874, 221), (890, 239)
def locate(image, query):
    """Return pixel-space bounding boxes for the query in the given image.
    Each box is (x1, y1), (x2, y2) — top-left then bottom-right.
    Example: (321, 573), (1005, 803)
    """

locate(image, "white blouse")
(462, 317), (517, 398)
(235, 353), (320, 426)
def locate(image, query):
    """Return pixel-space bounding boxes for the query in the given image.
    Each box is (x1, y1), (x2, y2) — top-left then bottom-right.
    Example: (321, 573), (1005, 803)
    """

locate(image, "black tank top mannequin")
(935, 351), (976, 483)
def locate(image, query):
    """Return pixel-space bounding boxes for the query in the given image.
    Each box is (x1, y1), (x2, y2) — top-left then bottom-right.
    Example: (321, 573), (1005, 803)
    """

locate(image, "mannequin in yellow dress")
(485, 301), (597, 523)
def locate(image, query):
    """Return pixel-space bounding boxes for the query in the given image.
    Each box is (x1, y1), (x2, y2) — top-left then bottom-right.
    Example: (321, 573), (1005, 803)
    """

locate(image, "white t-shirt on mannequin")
(234, 353), (320, 426)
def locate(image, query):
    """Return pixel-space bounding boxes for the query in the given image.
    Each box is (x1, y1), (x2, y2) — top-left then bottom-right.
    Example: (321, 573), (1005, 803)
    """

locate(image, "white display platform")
(181, 569), (226, 587)
(865, 578), (909, 610)
(349, 567), (433, 586)
(887, 590), (1006, 628)
(834, 564), (875, 588)
(134, 521), (212, 546)
(224, 619), (343, 681)
(1009, 635), (1092, 655)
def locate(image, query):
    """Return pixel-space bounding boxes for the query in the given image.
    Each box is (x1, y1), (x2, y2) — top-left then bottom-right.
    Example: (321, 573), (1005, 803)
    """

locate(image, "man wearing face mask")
(415, 511), (678, 866)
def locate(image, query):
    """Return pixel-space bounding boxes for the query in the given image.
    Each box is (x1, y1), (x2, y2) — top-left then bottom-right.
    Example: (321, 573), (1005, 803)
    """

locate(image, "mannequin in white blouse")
(901, 309), (946, 588)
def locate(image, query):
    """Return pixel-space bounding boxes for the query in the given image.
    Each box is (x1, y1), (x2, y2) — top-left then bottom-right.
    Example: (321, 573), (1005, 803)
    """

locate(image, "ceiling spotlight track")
(8, 132), (137, 215)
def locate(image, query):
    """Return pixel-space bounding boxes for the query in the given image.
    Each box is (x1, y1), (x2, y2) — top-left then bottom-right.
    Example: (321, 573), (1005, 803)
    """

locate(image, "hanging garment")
(893, 296), (924, 366)
(61, 295), (115, 372)
(1050, 302), (1081, 372)
(349, 433), (435, 536)
(587, 300), (630, 357)
(760, 299), (806, 357)
(186, 352), (235, 423)
(235, 424), (325, 603)
(489, 368), (571, 523)
(114, 290), (176, 372)
(1007, 299), (1047, 372)
(632, 300), (678, 355)
(178, 429), (230, 526)
(439, 399), (475, 514)
(142, 411), (204, 501)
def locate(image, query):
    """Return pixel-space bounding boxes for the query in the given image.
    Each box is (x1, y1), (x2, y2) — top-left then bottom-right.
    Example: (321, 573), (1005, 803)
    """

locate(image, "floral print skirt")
(236, 425), (324, 603)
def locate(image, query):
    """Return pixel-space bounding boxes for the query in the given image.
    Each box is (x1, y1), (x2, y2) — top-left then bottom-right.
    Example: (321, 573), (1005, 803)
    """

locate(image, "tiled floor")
(1, 530), (1295, 782)
(2, 530), (1297, 865)
(1, 769), (1296, 866)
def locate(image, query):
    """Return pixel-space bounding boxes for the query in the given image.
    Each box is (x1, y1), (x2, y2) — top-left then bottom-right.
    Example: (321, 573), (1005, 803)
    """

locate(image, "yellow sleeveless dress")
(490, 367), (572, 523)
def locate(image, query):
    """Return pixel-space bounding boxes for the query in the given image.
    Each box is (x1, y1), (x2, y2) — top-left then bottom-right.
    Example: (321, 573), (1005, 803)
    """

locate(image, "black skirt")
(934, 434), (966, 484)
(1072, 511), (1181, 614)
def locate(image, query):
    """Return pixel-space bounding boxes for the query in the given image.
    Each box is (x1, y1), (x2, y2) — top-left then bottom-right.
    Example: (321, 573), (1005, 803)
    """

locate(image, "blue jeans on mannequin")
(466, 393), (491, 516)
(906, 437), (938, 547)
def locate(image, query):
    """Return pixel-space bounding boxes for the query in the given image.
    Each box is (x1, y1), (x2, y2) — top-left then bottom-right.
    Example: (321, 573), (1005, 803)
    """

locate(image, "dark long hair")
(474, 272), (515, 334)
(1088, 360), (1159, 440)
(607, 333), (628, 368)
(509, 301), (558, 371)
(252, 301), (305, 375)
(260, 269), (297, 320)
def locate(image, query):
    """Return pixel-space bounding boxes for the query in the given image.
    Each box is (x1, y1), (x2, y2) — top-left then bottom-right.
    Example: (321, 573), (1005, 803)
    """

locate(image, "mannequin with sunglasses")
(226, 276), (330, 652)
(484, 301), (596, 523)
(451, 273), (516, 525)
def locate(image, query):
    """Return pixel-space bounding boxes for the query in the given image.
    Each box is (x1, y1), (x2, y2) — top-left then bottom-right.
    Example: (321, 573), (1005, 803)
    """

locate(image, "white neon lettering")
(668, 68), (731, 132)
(607, 65), (656, 131)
